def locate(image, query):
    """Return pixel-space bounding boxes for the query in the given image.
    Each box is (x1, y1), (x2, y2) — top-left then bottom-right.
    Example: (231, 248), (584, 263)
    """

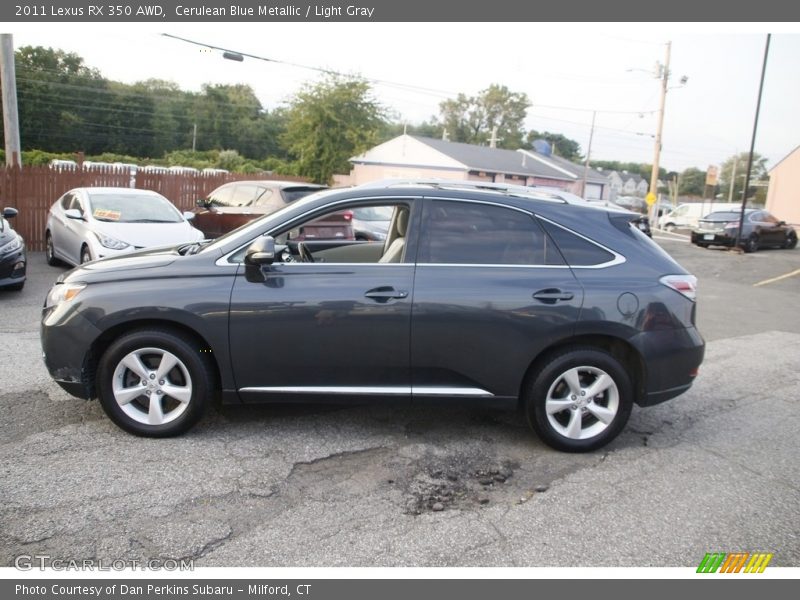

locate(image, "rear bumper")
(691, 231), (736, 246)
(631, 326), (705, 407)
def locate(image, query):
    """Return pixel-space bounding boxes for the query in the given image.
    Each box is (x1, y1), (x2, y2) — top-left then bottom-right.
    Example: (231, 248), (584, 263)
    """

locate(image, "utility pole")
(581, 110), (597, 198)
(735, 34), (771, 250)
(192, 123), (197, 152)
(648, 41), (671, 212)
(727, 156), (737, 203)
(0, 34), (22, 166)
(488, 125), (500, 148)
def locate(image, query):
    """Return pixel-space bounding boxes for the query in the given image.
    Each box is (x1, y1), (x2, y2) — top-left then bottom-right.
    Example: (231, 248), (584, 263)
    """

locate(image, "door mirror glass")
(244, 236), (276, 265)
(2, 207), (18, 219)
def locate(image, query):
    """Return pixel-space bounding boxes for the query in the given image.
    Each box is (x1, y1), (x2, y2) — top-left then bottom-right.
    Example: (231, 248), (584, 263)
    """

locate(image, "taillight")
(660, 275), (697, 301)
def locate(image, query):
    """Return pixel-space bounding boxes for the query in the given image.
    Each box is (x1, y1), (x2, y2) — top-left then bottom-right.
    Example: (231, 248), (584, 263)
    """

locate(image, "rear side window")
(539, 220), (615, 266)
(417, 200), (564, 266)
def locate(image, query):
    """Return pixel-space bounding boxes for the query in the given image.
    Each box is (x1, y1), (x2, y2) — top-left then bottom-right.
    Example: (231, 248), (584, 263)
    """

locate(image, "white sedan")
(45, 187), (204, 266)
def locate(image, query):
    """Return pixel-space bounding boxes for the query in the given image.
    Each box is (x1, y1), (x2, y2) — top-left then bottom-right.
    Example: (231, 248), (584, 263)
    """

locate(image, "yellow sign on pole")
(645, 192), (657, 206)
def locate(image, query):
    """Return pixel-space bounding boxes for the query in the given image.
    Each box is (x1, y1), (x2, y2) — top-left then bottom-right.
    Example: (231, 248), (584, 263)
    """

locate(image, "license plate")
(703, 234), (714, 240)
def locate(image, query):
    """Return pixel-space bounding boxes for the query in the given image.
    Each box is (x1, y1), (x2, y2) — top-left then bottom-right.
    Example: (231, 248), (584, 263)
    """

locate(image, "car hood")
(59, 246), (185, 284)
(92, 221), (202, 247)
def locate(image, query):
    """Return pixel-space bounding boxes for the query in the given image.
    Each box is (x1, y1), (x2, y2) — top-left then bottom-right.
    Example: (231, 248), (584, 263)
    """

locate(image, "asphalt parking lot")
(1, 238), (798, 567)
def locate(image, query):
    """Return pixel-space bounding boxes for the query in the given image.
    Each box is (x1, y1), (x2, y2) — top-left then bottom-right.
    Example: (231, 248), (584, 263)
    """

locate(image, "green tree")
(678, 167), (707, 196)
(282, 76), (387, 184)
(525, 130), (582, 161)
(719, 152), (768, 203)
(437, 84), (530, 149)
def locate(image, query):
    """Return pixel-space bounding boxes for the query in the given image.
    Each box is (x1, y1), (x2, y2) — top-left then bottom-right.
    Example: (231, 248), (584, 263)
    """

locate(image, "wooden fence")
(0, 165), (307, 251)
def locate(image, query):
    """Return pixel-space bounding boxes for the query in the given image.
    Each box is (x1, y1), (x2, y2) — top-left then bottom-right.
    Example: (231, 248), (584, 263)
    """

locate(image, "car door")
(57, 192), (88, 265)
(757, 212), (785, 246)
(228, 199), (419, 403)
(409, 198), (584, 403)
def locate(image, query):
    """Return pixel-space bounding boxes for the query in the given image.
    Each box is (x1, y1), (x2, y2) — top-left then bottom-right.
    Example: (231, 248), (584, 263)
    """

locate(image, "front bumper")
(631, 326), (705, 407)
(41, 303), (103, 399)
(0, 243), (26, 288)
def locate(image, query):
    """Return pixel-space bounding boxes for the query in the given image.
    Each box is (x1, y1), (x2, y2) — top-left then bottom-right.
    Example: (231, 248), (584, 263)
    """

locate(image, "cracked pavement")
(1, 244), (798, 567)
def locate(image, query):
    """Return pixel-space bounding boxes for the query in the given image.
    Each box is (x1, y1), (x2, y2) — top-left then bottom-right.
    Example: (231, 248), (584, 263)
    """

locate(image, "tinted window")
(282, 187), (324, 204)
(539, 220), (615, 266)
(417, 200), (563, 266)
(704, 211), (742, 221)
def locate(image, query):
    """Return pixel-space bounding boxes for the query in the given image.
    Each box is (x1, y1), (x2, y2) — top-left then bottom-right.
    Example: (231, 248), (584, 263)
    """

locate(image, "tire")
(664, 223), (676, 232)
(743, 234), (759, 253)
(784, 232), (798, 250)
(524, 347), (634, 452)
(696, 243), (709, 248)
(80, 245), (92, 264)
(96, 329), (214, 437)
(45, 232), (60, 266)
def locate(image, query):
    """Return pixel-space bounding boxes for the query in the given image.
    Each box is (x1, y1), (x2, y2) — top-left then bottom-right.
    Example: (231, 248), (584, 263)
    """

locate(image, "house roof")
(409, 136), (608, 184)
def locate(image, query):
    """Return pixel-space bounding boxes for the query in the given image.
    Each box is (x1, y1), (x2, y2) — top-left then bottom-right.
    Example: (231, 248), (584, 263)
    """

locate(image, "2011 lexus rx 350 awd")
(41, 181), (704, 452)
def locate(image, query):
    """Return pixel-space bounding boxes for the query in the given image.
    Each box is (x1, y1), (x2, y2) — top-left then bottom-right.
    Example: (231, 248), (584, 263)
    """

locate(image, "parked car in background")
(659, 202), (735, 231)
(691, 208), (798, 252)
(613, 196), (648, 214)
(192, 180), (338, 239)
(352, 206), (392, 241)
(533, 188), (652, 237)
(45, 187), (204, 267)
(41, 180), (704, 452)
(0, 207), (26, 291)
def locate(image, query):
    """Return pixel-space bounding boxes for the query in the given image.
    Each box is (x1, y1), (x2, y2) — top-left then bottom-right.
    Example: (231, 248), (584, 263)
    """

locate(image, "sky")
(9, 22), (800, 173)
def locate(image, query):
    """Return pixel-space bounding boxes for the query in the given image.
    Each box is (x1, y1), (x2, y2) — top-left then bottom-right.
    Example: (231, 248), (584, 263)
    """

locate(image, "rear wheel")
(743, 234), (759, 253)
(664, 223), (676, 232)
(525, 347), (634, 452)
(96, 329), (214, 437)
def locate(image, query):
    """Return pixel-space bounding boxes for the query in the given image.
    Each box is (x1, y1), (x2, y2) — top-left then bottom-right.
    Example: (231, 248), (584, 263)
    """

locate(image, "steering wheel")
(297, 242), (315, 263)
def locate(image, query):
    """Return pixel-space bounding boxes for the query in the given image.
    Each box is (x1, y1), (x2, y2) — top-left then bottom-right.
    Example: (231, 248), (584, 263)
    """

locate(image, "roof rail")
(355, 178), (568, 203)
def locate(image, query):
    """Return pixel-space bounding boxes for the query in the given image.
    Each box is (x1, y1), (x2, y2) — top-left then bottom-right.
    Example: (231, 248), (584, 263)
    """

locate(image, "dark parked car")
(41, 180), (705, 452)
(193, 180), (348, 239)
(0, 207), (26, 291)
(690, 209), (798, 252)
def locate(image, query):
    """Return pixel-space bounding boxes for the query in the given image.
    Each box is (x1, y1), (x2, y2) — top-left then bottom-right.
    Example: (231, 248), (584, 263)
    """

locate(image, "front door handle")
(364, 286), (409, 302)
(533, 288), (574, 304)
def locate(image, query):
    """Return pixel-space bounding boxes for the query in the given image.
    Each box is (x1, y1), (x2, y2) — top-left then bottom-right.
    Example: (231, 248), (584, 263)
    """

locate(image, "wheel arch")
(85, 319), (223, 401)
(518, 334), (646, 408)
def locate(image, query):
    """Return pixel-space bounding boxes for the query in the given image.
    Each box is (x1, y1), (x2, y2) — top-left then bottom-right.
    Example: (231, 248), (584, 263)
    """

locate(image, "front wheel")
(45, 232), (60, 266)
(525, 347), (633, 452)
(784, 232), (798, 250)
(96, 329), (214, 437)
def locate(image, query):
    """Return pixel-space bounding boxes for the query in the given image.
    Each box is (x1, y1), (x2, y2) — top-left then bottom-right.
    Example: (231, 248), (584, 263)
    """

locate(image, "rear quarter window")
(539, 219), (615, 266)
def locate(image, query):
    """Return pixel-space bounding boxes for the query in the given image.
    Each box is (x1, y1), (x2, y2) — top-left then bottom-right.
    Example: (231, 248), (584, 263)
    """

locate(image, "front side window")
(417, 200), (562, 266)
(230, 184), (268, 207)
(207, 185), (236, 207)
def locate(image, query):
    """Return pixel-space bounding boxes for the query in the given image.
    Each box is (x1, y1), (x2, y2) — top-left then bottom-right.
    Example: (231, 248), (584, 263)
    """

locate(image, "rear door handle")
(364, 286), (409, 302)
(533, 288), (574, 304)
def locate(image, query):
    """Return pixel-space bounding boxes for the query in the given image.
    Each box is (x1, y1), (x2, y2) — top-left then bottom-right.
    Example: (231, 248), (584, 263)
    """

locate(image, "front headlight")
(95, 232), (130, 250)
(0, 234), (23, 255)
(45, 282), (87, 308)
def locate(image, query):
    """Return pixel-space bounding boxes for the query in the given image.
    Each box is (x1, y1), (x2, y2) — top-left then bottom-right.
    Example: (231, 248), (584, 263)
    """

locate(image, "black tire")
(80, 245), (92, 264)
(696, 243), (709, 248)
(743, 234), (759, 253)
(96, 329), (214, 437)
(45, 231), (60, 266)
(524, 347), (634, 452)
(664, 223), (676, 232)
(784, 232), (798, 250)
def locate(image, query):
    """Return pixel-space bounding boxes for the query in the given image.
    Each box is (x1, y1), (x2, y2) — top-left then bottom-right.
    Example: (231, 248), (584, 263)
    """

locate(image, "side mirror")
(64, 208), (83, 220)
(182, 211), (196, 221)
(778, 220), (786, 226)
(244, 236), (276, 266)
(2, 207), (18, 219)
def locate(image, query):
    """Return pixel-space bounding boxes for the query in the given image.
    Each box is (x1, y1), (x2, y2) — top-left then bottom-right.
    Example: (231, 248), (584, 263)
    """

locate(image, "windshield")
(87, 193), (182, 223)
(353, 206), (393, 221)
